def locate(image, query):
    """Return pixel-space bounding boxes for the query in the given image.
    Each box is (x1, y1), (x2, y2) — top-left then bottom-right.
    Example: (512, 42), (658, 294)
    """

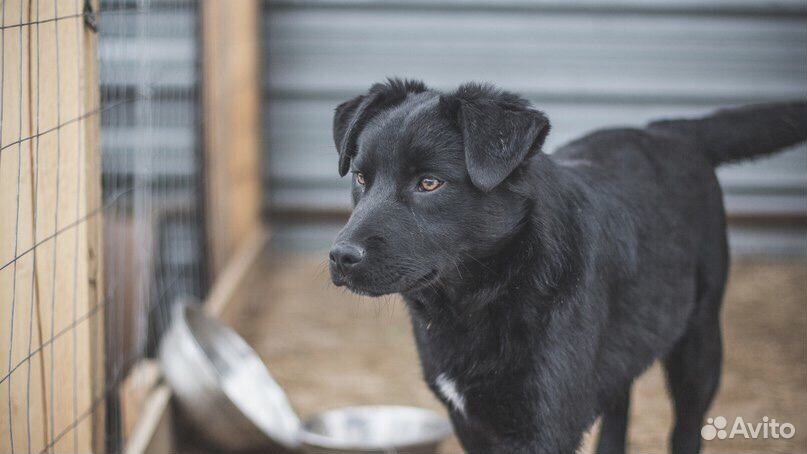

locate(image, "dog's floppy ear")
(333, 78), (428, 177)
(443, 83), (550, 192)
(333, 94), (375, 177)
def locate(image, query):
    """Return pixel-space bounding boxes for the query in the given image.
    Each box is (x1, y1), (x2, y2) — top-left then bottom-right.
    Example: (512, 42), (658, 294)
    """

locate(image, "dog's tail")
(648, 101), (807, 166)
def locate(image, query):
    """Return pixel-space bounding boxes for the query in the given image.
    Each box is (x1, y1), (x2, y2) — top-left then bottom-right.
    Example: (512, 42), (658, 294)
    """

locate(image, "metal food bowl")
(159, 301), (301, 452)
(299, 406), (453, 454)
(160, 301), (453, 453)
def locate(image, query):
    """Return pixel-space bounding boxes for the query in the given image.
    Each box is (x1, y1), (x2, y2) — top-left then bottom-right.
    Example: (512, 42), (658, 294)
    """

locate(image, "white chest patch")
(436, 373), (466, 416)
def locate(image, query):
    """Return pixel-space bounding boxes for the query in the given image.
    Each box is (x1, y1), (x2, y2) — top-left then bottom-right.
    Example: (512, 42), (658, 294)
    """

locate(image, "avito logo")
(702, 416), (795, 441)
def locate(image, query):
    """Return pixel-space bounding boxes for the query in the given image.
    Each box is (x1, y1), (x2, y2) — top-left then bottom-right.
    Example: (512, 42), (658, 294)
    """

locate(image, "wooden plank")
(1, 2), (45, 452)
(202, 0), (264, 278)
(122, 385), (175, 454)
(118, 360), (162, 444)
(206, 227), (268, 319)
(82, 2), (105, 451)
(0, 1), (103, 452)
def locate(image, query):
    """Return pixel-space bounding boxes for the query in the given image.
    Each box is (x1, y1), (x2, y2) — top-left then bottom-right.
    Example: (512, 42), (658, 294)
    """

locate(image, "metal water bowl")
(159, 301), (453, 453)
(159, 301), (301, 452)
(300, 406), (452, 454)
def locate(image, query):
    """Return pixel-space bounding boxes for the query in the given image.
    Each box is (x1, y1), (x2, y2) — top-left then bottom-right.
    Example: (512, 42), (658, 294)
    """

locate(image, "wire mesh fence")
(99, 0), (205, 450)
(0, 1), (104, 452)
(1, 0), (206, 452)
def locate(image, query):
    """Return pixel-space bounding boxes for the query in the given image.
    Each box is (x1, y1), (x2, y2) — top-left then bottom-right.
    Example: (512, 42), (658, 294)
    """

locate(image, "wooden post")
(83, 1), (105, 451)
(0, 0), (103, 452)
(201, 0), (264, 279)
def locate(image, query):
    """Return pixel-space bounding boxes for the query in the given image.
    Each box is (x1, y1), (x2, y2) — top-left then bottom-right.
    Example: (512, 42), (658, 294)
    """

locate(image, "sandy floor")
(228, 250), (806, 453)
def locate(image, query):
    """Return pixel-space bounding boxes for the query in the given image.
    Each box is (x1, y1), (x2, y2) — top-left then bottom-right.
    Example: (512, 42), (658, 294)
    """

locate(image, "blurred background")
(263, 0), (807, 256)
(0, 0), (804, 453)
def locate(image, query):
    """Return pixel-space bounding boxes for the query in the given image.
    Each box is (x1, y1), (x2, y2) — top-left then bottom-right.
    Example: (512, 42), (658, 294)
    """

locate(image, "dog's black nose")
(329, 242), (365, 271)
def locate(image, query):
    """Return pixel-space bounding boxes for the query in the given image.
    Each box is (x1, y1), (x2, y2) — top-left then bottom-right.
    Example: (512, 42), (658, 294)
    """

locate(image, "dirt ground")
(229, 250), (806, 453)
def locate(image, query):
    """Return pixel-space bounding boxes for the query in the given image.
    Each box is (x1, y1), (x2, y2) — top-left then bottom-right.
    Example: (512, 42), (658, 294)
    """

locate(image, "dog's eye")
(355, 172), (366, 186)
(417, 177), (444, 192)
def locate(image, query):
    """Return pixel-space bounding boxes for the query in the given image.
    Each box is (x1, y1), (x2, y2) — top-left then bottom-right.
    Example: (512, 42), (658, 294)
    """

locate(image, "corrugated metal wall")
(262, 0), (807, 226)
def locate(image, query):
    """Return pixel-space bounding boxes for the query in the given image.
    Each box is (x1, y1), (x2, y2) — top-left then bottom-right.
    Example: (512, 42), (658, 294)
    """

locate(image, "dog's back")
(547, 102), (806, 453)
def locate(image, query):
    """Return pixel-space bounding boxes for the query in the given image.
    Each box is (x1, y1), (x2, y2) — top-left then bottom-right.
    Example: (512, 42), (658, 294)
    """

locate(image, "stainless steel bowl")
(159, 301), (301, 452)
(300, 406), (453, 454)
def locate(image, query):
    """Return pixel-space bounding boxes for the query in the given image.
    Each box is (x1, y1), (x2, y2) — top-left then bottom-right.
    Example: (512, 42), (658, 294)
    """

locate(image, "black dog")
(328, 79), (807, 454)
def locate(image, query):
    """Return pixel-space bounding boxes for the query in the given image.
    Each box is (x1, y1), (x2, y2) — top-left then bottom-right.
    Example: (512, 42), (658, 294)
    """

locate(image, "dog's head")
(329, 79), (551, 296)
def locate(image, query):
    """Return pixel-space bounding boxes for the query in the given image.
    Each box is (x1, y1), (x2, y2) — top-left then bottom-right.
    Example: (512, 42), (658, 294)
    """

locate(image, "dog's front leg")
(450, 416), (497, 454)
(452, 413), (585, 454)
(595, 387), (631, 454)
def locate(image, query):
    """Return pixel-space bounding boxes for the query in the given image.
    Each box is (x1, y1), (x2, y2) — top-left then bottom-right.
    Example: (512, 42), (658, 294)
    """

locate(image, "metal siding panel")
(266, 0), (807, 15)
(265, 10), (805, 99)
(263, 5), (807, 216)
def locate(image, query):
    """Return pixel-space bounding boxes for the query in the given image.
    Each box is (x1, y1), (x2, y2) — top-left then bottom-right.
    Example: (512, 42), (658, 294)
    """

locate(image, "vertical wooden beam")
(82, 1), (105, 452)
(0, 0), (103, 452)
(201, 0), (263, 279)
(0, 2), (35, 451)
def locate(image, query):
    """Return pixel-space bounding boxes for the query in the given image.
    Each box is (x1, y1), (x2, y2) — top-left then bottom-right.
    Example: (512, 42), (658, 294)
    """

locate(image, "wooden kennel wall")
(1, 0), (265, 452)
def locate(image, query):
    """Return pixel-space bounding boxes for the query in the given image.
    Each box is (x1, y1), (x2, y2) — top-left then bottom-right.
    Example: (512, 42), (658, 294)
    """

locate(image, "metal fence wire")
(1, 0), (206, 452)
